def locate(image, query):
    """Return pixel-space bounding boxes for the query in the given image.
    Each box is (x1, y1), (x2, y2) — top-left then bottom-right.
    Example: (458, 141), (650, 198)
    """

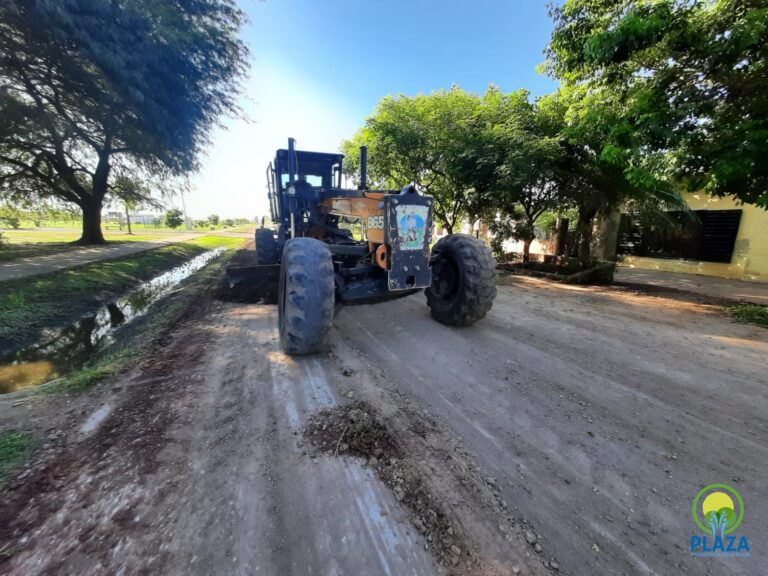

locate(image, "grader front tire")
(278, 238), (335, 355)
(425, 234), (496, 326)
(254, 227), (278, 265)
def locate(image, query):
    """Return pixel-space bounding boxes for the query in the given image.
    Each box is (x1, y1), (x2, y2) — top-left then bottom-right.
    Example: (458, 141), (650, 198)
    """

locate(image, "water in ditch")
(0, 248), (225, 394)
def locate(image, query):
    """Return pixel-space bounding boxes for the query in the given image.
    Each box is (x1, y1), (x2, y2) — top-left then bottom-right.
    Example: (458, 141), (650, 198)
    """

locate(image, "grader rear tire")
(278, 238), (335, 355)
(426, 234), (496, 326)
(254, 227), (278, 265)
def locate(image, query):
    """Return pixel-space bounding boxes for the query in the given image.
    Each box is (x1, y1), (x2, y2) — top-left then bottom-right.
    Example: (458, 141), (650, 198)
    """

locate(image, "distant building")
(102, 209), (163, 227)
(617, 192), (768, 281)
(132, 213), (159, 225)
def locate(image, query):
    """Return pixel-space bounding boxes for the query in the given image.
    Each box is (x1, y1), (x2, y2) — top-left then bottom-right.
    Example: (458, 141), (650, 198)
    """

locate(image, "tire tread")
(279, 238), (335, 354)
(426, 234), (496, 326)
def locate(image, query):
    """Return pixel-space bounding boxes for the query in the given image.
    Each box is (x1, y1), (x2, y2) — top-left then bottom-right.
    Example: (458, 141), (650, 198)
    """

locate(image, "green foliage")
(727, 305), (768, 329)
(484, 91), (566, 260)
(342, 86), (558, 234)
(0, 431), (33, 481)
(0, 0), (248, 243)
(488, 217), (517, 260)
(110, 175), (164, 212)
(164, 208), (184, 229)
(342, 87), (491, 232)
(342, 84), (674, 259)
(0, 205), (22, 229)
(547, 0), (768, 208)
(208, 214), (220, 226)
(0, 215), (20, 229)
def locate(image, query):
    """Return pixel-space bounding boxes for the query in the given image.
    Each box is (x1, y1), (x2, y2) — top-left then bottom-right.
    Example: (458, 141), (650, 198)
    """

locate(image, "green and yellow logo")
(690, 483), (750, 557)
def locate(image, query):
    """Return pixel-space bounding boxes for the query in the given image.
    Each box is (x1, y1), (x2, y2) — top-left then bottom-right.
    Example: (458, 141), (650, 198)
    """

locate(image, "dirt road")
(1, 272), (766, 575)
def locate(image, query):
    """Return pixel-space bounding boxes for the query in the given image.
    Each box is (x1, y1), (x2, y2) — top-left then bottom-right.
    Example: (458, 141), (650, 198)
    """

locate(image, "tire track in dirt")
(332, 281), (767, 576)
(1, 302), (441, 576)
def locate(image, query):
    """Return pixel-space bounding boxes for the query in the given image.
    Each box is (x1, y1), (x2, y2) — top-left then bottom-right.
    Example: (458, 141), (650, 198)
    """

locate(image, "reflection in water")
(0, 248), (224, 394)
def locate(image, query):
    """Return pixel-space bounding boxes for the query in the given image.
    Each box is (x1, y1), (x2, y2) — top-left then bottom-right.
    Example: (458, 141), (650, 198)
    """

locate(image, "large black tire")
(426, 234), (497, 326)
(278, 238), (335, 355)
(254, 227), (278, 265)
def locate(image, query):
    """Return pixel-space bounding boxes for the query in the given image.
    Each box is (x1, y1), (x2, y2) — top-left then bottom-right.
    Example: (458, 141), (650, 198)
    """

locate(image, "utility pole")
(179, 188), (191, 230)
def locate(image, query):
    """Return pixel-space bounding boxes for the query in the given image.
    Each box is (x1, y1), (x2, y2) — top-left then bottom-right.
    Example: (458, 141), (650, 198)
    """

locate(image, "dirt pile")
(304, 401), (481, 572)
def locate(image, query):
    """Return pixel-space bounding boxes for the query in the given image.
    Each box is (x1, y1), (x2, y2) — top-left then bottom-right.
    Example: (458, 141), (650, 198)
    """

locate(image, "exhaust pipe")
(358, 145), (367, 190)
(288, 137), (297, 183)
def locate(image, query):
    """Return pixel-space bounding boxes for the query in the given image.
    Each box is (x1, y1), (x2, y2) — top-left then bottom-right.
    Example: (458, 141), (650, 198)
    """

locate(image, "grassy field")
(0, 228), (199, 262)
(0, 235), (243, 351)
(4, 229), (192, 242)
(5, 220), (253, 235)
(0, 224), (251, 262)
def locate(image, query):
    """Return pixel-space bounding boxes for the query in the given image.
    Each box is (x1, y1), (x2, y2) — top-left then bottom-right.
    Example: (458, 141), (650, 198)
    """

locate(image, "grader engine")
(228, 138), (497, 355)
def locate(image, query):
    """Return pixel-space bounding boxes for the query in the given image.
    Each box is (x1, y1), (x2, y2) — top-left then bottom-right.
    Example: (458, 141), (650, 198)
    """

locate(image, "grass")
(0, 235), (243, 349)
(0, 431), (33, 482)
(726, 304), (768, 329)
(0, 242), (76, 262)
(5, 230), (190, 242)
(188, 235), (243, 250)
(0, 228), (201, 262)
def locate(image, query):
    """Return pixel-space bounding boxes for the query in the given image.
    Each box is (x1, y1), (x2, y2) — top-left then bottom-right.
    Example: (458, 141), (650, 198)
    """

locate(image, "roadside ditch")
(0, 237), (242, 394)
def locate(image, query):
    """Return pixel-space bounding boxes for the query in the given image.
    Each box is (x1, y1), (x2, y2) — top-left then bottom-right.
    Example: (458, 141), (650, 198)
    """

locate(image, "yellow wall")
(620, 193), (768, 281)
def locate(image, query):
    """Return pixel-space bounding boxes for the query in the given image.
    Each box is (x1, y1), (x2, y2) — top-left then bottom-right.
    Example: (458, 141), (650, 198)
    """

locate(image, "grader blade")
(224, 264), (280, 304)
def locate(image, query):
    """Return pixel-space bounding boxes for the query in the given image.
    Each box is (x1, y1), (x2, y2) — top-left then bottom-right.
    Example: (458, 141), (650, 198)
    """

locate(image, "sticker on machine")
(395, 205), (429, 250)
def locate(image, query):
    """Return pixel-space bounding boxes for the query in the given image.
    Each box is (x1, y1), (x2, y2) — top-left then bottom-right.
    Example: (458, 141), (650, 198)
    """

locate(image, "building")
(617, 192), (768, 281)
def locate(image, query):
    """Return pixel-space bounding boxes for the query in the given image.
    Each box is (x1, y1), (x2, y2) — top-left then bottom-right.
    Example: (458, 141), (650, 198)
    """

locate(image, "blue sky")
(185, 0), (558, 219)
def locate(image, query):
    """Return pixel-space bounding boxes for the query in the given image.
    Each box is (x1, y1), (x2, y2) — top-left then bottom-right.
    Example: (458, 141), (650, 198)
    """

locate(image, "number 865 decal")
(367, 215), (384, 229)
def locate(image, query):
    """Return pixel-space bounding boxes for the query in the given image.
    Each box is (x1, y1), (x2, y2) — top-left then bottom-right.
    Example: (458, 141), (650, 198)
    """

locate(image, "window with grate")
(617, 210), (742, 263)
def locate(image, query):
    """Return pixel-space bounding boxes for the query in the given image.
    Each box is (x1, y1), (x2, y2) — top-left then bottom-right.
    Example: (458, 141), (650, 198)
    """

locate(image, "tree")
(0, 0), (248, 244)
(0, 205), (22, 229)
(342, 88), (485, 234)
(345, 87), (536, 234)
(165, 208), (184, 229)
(484, 92), (564, 261)
(537, 86), (686, 261)
(111, 174), (163, 235)
(546, 0), (768, 208)
(208, 214), (220, 226)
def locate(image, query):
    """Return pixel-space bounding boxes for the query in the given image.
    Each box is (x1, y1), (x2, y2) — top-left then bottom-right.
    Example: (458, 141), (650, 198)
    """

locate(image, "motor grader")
(227, 138), (497, 355)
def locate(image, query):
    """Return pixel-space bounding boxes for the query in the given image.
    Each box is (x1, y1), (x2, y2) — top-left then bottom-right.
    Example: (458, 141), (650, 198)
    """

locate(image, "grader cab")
(228, 138), (497, 355)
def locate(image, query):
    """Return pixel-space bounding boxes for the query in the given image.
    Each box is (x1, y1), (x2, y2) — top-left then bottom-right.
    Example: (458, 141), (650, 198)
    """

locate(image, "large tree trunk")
(594, 206), (621, 262)
(78, 140), (111, 244)
(522, 239), (532, 263)
(79, 200), (106, 244)
(576, 207), (597, 262)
